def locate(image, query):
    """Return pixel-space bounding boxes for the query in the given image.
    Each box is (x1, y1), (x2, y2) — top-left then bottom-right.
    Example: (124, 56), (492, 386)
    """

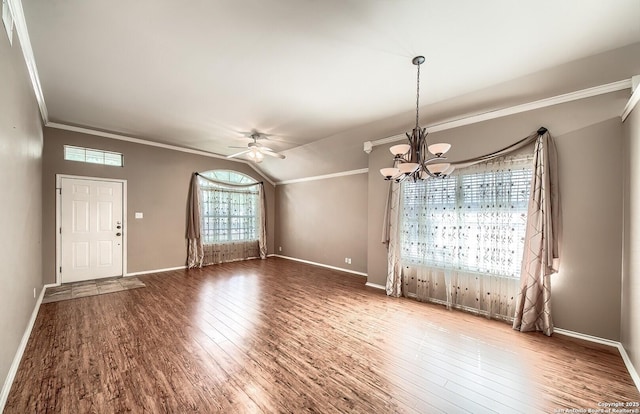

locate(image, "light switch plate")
(135, 212), (143, 219)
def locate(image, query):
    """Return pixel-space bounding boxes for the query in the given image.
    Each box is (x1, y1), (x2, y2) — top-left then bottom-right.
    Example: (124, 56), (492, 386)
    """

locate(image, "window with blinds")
(199, 170), (259, 244)
(64, 145), (123, 167)
(401, 155), (533, 278)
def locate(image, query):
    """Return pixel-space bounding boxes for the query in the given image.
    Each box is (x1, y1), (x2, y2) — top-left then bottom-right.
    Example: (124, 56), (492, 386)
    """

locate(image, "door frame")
(55, 174), (128, 285)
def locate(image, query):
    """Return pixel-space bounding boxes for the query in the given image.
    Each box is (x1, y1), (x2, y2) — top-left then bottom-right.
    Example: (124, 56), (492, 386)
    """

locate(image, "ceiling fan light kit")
(226, 130), (286, 162)
(380, 56), (453, 182)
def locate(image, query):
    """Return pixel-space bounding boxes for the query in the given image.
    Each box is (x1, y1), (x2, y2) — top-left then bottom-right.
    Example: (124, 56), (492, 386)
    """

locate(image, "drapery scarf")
(383, 128), (561, 335)
(186, 172), (267, 268)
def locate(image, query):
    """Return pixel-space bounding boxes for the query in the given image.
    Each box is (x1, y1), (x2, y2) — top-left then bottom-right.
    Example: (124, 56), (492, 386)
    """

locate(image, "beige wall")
(368, 91), (627, 340)
(42, 128), (276, 283)
(622, 102), (640, 368)
(275, 173), (368, 274)
(0, 36), (44, 396)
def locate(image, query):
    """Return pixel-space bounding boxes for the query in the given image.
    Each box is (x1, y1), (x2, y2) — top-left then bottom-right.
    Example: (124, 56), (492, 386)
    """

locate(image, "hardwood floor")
(5, 257), (640, 413)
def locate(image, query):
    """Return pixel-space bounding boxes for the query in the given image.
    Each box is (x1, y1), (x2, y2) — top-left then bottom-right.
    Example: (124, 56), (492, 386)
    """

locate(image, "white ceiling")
(20, 0), (640, 181)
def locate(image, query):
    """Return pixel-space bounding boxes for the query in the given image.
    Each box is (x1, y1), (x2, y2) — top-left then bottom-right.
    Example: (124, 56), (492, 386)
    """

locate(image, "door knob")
(116, 232), (122, 236)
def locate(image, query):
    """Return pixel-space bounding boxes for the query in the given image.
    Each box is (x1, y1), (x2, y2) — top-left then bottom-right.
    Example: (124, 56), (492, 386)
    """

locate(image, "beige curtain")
(258, 183), (267, 259)
(384, 181), (403, 297)
(187, 173), (204, 268)
(513, 131), (561, 336)
(186, 172), (267, 268)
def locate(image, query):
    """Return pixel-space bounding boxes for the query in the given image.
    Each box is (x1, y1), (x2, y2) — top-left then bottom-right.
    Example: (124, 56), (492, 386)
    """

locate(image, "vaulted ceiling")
(21, 0), (640, 181)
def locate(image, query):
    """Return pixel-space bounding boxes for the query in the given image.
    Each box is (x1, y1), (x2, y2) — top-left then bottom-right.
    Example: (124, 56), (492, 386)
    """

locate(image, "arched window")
(199, 170), (259, 244)
(201, 170), (257, 185)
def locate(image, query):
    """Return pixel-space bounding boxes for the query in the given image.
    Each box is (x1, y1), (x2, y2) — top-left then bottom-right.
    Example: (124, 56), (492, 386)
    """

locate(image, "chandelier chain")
(415, 62), (420, 131)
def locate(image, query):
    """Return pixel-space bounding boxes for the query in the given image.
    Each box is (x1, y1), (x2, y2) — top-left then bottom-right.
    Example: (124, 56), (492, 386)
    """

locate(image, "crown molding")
(365, 78), (633, 150)
(276, 168), (368, 185)
(46, 122), (276, 186)
(8, 0), (48, 123)
(622, 75), (640, 122)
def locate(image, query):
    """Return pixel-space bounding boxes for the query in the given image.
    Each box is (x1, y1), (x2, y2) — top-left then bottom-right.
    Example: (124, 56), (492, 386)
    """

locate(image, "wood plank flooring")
(5, 257), (640, 413)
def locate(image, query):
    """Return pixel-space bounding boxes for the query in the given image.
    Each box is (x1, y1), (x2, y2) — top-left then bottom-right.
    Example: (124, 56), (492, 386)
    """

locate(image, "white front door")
(60, 177), (124, 283)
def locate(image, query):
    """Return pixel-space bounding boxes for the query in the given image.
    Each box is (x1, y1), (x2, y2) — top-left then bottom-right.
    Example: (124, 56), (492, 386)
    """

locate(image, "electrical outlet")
(279, 246), (282, 252)
(33, 288), (36, 298)
(347, 258), (352, 264)
(345, 257), (348, 263)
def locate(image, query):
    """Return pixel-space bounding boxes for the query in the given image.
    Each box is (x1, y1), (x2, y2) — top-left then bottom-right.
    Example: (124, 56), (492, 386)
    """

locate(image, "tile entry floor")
(42, 276), (146, 303)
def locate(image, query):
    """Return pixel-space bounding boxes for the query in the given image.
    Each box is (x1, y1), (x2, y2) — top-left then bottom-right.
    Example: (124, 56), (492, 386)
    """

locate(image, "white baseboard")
(365, 282), (385, 290)
(553, 328), (620, 347)
(125, 265), (186, 277)
(554, 328), (640, 393)
(272, 255), (367, 277)
(0, 283), (51, 412)
(619, 343), (640, 394)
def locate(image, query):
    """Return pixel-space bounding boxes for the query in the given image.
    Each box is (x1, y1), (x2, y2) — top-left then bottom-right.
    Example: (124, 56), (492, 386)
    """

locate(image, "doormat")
(42, 277), (146, 303)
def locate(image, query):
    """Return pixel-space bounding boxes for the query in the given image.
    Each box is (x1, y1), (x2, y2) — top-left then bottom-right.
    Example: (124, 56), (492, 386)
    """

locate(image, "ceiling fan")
(226, 130), (286, 163)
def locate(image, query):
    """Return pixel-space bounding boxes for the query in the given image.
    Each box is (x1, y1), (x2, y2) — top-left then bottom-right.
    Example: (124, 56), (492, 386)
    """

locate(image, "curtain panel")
(385, 181), (404, 296)
(186, 172), (267, 269)
(187, 173), (204, 268)
(513, 131), (561, 336)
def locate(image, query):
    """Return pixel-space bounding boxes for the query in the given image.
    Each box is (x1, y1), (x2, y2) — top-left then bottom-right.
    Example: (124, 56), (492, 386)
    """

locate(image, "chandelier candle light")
(380, 56), (454, 181)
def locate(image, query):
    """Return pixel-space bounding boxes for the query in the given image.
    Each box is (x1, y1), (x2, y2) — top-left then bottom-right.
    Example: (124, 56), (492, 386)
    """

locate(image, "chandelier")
(380, 56), (454, 181)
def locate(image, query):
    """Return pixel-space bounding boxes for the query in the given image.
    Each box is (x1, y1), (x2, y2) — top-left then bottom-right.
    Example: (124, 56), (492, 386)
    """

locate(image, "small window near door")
(64, 145), (124, 167)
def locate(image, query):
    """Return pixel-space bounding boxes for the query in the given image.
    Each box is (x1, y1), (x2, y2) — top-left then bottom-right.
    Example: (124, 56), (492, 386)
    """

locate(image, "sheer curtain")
(400, 154), (533, 320)
(186, 172), (267, 268)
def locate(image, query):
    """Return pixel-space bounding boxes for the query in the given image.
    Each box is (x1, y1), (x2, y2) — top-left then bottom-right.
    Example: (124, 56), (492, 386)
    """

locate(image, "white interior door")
(60, 178), (124, 283)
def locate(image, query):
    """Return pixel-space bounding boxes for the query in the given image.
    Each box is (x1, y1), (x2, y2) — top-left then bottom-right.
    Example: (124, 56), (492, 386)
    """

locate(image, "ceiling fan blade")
(228, 146), (248, 149)
(260, 149), (286, 159)
(227, 150), (251, 159)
